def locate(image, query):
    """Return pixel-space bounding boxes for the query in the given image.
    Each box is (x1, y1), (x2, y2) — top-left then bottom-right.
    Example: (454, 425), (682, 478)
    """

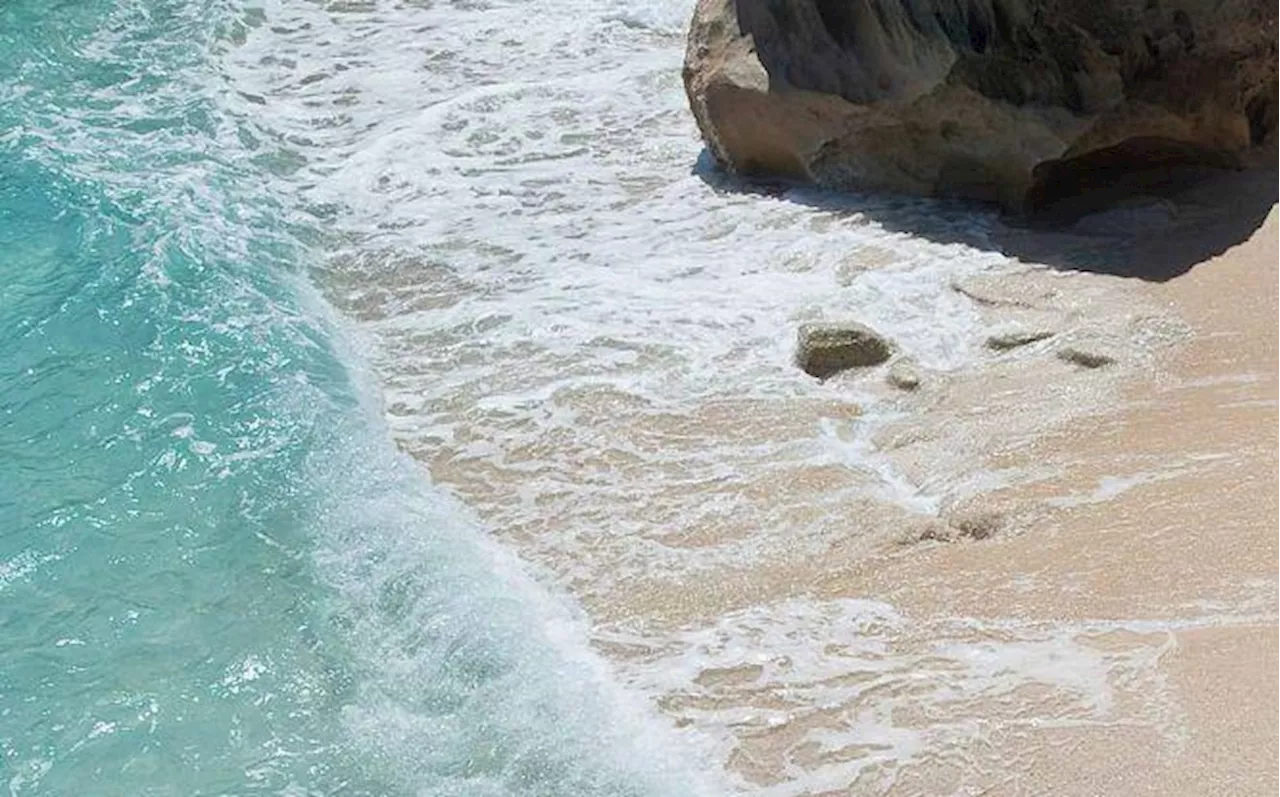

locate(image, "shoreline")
(212, 3), (1274, 790)
(591, 168), (1278, 794)
(851, 176), (1278, 794)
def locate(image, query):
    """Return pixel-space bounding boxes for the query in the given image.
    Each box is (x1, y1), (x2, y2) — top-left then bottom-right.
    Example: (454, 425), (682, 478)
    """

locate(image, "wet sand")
(379, 166), (1276, 794)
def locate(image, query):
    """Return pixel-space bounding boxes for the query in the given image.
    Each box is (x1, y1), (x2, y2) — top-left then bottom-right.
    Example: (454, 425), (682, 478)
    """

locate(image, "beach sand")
(851, 169), (1279, 794)
(595, 168), (1278, 794)
(396, 165), (1277, 794)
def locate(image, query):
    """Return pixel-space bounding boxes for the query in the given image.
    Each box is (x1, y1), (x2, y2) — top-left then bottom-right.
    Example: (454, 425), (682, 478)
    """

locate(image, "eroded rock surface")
(684, 0), (1277, 212)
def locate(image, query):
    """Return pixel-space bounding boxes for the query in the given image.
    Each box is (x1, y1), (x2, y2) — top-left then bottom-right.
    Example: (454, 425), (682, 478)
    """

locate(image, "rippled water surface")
(1, 2), (714, 794)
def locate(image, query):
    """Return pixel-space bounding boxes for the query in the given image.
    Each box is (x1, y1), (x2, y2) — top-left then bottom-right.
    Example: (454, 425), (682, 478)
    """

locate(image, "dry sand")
(853, 170), (1279, 794)
(597, 168), (1278, 795)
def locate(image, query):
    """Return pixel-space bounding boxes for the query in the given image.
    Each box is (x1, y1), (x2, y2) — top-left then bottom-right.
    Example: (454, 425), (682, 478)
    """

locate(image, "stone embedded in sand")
(897, 519), (955, 545)
(796, 322), (895, 378)
(887, 359), (922, 391)
(900, 510), (1004, 545)
(947, 510), (1005, 541)
(986, 330), (1056, 351)
(1058, 347), (1117, 368)
(683, 0), (1278, 213)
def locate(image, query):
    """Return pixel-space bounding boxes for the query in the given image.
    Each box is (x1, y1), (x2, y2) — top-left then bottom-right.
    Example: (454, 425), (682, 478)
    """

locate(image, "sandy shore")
(848, 170), (1278, 794)
(379, 164), (1276, 794)
(590, 168), (1278, 795)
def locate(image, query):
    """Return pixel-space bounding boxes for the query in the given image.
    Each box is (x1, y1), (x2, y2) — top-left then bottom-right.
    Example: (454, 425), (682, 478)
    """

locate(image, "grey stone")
(1058, 347), (1117, 369)
(897, 520), (955, 546)
(986, 330), (1056, 351)
(796, 322), (894, 378)
(887, 359), (922, 391)
(948, 510), (1005, 541)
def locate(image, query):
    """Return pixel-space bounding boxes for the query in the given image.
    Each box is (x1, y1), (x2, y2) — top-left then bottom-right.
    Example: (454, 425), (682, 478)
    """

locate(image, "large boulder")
(683, 0), (1277, 212)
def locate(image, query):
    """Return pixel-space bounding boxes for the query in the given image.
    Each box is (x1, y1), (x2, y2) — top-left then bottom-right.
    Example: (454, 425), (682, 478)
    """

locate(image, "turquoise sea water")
(0, 2), (695, 794)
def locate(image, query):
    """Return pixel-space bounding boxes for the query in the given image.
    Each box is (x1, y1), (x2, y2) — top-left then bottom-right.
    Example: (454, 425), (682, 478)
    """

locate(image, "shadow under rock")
(692, 149), (1277, 283)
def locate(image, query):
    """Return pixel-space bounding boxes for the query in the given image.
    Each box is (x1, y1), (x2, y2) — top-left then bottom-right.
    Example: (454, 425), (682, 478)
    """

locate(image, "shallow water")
(222, 0), (1028, 604)
(1, 2), (710, 794)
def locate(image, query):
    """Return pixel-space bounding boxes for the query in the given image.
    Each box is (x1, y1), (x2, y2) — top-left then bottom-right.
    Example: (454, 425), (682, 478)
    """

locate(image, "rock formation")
(683, 0), (1278, 212)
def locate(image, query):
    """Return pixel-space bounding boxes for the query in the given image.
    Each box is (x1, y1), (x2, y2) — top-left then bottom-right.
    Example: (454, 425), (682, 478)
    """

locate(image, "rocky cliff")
(683, 0), (1277, 213)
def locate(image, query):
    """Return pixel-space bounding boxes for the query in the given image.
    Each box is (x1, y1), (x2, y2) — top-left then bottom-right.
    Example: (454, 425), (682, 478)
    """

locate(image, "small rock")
(887, 359), (922, 391)
(900, 510), (1005, 545)
(985, 330), (1055, 351)
(1057, 347), (1116, 369)
(796, 322), (894, 379)
(897, 520), (955, 546)
(947, 510), (1005, 541)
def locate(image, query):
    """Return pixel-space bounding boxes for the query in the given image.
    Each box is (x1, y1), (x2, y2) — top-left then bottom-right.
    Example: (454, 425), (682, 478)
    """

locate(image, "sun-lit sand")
(605, 167), (1278, 794)
(847, 169), (1278, 794)
(397, 165), (1275, 794)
